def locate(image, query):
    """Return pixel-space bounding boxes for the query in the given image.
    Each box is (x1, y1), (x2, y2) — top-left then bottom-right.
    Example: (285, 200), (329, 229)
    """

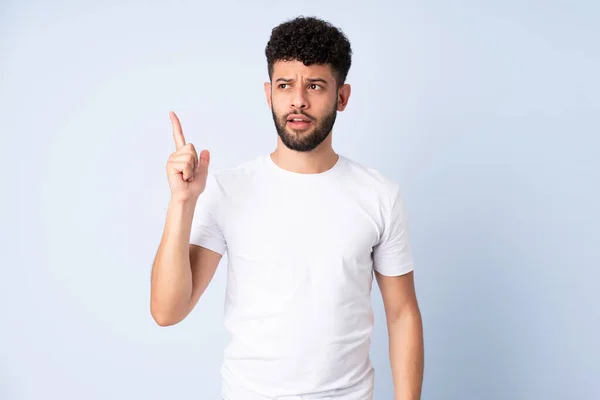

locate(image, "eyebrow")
(275, 77), (329, 84)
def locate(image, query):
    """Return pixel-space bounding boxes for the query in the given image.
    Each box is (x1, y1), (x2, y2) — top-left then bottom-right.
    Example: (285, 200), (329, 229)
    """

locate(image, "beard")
(271, 100), (338, 152)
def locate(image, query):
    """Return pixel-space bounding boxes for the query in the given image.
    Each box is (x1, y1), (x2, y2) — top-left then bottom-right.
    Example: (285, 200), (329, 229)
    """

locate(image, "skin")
(376, 270), (424, 400)
(150, 113), (222, 327)
(264, 60), (350, 174)
(151, 59), (424, 399)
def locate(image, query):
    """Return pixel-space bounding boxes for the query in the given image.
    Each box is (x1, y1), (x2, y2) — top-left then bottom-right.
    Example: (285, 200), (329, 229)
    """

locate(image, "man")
(150, 16), (424, 400)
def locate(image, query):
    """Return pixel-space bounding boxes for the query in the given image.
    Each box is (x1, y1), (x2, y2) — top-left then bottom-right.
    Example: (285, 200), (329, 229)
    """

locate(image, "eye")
(309, 84), (322, 90)
(278, 83), (289, 89)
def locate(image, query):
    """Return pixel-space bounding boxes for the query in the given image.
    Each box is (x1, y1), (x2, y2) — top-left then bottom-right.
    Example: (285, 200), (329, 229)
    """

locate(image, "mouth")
(287, 116), (313, 129)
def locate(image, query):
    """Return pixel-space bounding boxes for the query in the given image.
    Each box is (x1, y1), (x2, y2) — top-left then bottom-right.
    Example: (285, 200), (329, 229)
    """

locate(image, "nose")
(291, 86), (308, 110)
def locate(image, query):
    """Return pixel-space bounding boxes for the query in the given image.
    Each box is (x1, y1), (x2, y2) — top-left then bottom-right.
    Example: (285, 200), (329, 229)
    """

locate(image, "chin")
(289, 128), (314, 137)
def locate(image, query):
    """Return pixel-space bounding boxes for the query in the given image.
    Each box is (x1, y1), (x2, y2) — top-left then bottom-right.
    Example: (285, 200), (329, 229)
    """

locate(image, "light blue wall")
(1, 1), (598, 399)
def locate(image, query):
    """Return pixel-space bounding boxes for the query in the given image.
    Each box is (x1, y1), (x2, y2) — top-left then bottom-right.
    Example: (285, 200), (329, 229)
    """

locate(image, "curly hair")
(265, 16), (352, 86)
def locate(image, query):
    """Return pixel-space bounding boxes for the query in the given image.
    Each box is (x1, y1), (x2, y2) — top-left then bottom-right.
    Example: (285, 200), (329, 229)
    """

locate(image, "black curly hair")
(265, 16), (352, 87)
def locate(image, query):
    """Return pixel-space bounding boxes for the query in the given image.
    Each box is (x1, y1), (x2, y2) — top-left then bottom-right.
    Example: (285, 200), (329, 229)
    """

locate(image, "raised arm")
(150, 111), (222, 326)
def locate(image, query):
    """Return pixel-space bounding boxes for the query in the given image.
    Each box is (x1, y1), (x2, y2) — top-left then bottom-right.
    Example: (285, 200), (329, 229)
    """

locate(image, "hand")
(166, 111), (210, 203)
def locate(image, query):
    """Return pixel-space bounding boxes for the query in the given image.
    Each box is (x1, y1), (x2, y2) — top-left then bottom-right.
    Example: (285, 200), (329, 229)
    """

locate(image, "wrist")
(169, 195), (198, 207)
(168, 196), (197, 215)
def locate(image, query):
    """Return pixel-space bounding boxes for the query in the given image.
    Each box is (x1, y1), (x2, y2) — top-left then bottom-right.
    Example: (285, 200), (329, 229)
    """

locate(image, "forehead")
(271, 60), (335, 80)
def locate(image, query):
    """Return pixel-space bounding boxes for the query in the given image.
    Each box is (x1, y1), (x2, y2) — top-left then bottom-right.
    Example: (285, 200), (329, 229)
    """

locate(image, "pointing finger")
(170, 111), (186, 150)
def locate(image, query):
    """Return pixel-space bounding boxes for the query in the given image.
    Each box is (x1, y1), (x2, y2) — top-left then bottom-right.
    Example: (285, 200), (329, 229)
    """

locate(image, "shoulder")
(340, 155), (403, 201)
(205, 155), (266, 193)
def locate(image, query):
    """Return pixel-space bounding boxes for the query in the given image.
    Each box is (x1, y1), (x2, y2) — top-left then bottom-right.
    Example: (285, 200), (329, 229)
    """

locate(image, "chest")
(220, 183), (382, 267)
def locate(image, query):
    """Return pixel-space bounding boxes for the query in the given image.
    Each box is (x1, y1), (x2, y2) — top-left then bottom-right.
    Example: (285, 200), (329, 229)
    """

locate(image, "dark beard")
(271, 101), (338, 152)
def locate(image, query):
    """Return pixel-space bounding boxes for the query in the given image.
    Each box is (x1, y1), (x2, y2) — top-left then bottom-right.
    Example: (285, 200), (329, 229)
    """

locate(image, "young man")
(151, 16), (424, 400)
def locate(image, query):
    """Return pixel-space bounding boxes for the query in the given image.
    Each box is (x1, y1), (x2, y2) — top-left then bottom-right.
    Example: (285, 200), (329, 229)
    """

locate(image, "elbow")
(152, 313), (179, 327)
(389, 302), (422, 327)
(150, 302), (184, 327)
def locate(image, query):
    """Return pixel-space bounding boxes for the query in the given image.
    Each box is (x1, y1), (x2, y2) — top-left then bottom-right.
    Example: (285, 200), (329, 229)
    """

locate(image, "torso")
(210, 154), (398, 399)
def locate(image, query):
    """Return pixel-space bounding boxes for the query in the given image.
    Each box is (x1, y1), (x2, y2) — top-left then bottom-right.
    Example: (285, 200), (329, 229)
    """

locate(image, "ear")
(336, 83), (351, 112)
(264, 81), (272, 108)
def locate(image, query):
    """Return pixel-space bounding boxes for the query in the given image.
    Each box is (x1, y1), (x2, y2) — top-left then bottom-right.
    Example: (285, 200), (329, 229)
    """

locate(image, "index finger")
(170, 111), (186, 150)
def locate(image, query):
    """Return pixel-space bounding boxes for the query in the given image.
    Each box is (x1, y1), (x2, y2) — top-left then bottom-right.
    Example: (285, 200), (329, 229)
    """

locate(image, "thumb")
(198, 150), (210, 171)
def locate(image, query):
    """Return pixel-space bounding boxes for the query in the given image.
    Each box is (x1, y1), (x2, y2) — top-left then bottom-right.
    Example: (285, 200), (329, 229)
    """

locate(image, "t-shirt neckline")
(265, 153), (345, 180)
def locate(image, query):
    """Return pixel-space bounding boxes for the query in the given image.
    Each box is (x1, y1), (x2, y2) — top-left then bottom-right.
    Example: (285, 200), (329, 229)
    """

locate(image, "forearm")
(388, 307), (424, 400)
(150, 199), (196, 325)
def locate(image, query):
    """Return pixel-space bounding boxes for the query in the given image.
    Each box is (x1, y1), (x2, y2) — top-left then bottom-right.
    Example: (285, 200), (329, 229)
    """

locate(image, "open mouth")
(287, 116), (313, 129)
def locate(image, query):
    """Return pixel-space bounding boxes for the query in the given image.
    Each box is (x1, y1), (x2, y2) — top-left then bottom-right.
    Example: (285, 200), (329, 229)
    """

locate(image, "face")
(264, 60), (351, 152)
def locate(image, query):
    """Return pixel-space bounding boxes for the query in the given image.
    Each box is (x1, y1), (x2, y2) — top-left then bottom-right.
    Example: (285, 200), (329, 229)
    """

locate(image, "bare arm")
(150, 111), (221, 326)
(150, 199), (222, 326)
(375, 270), (424, 400)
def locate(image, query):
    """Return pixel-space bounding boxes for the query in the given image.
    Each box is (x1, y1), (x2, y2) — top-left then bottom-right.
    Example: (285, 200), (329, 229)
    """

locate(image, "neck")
(271, 136), (338, 174)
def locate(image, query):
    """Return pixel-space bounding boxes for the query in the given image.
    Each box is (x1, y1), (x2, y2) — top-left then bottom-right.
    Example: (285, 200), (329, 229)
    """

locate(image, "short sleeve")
(372, 184), (415, 276)
(189, 173), (227, 255)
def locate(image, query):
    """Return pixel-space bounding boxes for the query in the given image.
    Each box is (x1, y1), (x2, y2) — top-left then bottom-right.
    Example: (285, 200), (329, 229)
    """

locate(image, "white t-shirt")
(190, 153), (415, 400)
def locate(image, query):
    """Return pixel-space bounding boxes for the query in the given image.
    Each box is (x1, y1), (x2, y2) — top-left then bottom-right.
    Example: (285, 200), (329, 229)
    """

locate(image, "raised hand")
(165, 111), (210, 203)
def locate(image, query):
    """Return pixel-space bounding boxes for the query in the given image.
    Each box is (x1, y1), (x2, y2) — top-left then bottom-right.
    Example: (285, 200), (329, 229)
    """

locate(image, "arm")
(150, 199), (222, 327)
(150, 111), (224, 327)
(375, 270), (424, 400)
